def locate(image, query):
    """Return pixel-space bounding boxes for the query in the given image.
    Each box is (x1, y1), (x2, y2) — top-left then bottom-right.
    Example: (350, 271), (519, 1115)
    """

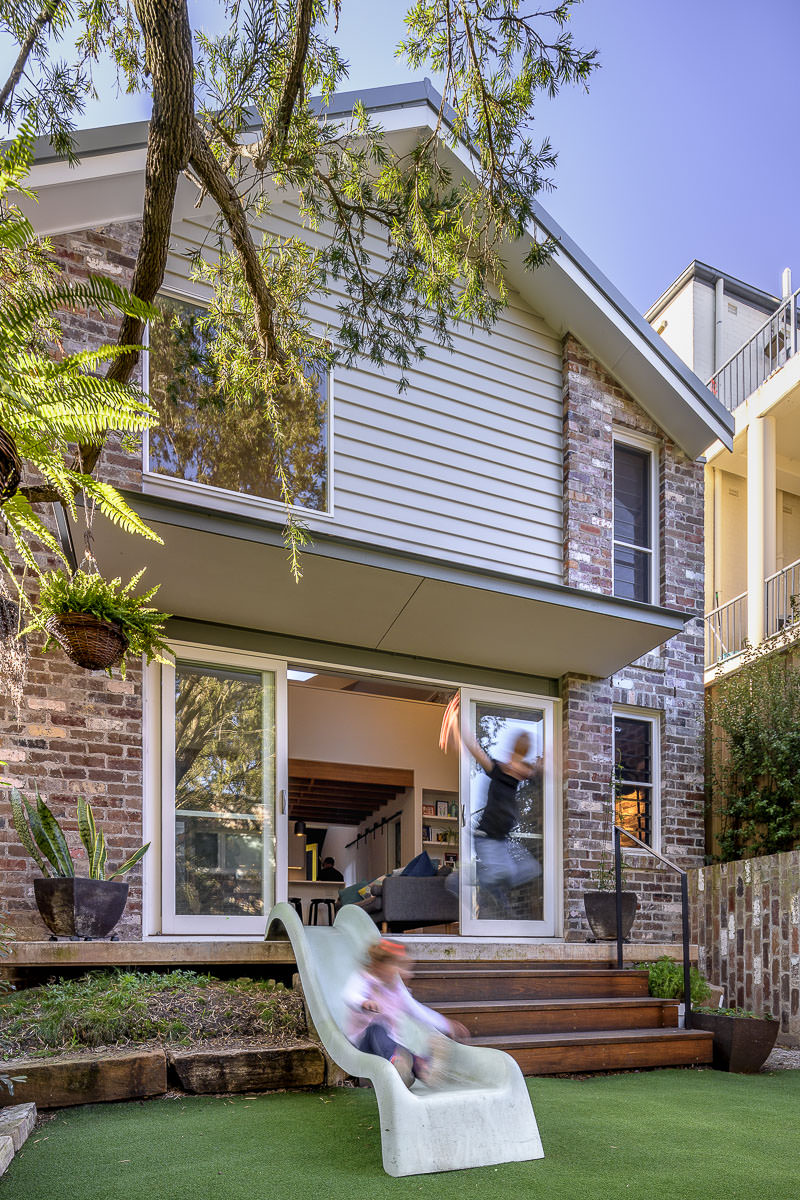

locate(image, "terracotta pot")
(33, 877), (129, 939)
(692, 1011), (779, 1073)
(583, 889), (638, 940)
(44, 612), (127, 670)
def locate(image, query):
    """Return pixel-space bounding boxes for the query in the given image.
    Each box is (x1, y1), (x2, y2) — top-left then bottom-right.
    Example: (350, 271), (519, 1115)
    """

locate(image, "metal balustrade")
(764, 557), (800, 639)
(705, 591), (747, 669)
(709, 288), (800, 412)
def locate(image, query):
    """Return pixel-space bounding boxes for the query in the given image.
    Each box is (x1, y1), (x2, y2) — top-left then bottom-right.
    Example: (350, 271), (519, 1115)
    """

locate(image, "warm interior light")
(287, 669), (317, 682)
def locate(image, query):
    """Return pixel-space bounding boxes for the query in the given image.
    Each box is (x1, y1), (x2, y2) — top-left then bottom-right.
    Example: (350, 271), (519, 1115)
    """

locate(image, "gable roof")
(27, 79), (733, 457)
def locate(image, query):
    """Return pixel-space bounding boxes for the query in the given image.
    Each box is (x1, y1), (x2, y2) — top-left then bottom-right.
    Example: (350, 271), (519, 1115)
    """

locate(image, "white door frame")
(158, 641), (288, 936)
(458, 686), (561, 937)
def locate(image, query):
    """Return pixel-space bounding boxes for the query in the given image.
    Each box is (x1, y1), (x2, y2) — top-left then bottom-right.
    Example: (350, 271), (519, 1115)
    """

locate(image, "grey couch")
(367, 873), (458, 933)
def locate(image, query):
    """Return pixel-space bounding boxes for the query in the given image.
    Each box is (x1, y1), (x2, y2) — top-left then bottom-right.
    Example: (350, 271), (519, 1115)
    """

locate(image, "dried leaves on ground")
(0, 969), (307, 1060)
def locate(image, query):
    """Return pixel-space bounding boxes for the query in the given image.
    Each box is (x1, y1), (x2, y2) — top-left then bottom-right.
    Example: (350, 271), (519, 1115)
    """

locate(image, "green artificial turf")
(4, 1070), (799, 1200)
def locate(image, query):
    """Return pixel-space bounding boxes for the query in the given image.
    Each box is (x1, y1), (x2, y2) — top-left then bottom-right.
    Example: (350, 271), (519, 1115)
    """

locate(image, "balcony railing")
(709, 288), (800, 413)
(765, 557), (800, 639)
(705, 591), (747, 670)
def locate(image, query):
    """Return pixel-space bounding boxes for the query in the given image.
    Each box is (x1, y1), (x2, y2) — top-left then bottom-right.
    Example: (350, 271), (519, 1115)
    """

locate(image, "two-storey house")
(1, 82), (733, 950)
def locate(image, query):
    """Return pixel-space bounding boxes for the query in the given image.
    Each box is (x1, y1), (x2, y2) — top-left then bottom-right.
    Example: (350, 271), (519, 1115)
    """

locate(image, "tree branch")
(189, 120), (285, 366)
(74, 0), (195, 480)
(0, 0), (63, 116)
(269, 0), (313, 159)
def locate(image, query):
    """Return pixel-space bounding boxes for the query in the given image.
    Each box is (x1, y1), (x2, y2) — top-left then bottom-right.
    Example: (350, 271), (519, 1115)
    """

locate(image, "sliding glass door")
(161, 647), (287, 934)
(458, 688), (559, 937)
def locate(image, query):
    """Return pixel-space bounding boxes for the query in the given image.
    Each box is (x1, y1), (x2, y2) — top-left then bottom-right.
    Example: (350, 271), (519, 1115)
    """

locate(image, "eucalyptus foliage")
(0, 129), (161, 588)
(9, 787), (150, 879)
(0, 1), (597, 574)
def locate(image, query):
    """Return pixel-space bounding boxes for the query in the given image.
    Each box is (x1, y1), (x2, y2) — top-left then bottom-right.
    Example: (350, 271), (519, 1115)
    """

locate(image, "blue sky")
(5, 0), (799, 312)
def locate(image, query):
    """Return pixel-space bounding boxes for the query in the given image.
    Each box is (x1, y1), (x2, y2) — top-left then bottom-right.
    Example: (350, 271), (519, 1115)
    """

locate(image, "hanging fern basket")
(0, 425), (22, 503)
(45, 612), (128, 671)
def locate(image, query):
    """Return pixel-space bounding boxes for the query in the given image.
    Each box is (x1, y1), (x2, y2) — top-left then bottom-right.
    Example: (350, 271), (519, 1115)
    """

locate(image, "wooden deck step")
(410, 967), (650, 1003)
(468, 1028), (714, 1075)
(435, 996), (679, 1036)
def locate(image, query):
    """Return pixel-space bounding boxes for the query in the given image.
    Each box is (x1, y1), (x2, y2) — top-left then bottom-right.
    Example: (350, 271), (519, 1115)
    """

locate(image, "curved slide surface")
(266, 901), (544, 1177)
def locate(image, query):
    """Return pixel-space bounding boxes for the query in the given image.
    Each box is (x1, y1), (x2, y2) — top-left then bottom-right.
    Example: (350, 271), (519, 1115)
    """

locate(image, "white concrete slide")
(266, 901), (544, 1177)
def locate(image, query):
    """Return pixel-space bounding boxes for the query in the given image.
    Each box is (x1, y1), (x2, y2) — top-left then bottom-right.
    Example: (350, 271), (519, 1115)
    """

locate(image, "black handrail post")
(614, 825), (623, 969)
(681, 872), (692, 1030)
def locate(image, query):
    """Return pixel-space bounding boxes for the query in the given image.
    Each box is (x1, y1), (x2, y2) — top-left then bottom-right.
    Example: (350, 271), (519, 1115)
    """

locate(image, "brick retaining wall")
(690, 851), (800, 1047)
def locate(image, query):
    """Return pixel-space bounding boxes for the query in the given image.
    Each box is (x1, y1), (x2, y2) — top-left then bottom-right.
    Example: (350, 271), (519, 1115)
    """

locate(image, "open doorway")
(286, 666), (457, 914)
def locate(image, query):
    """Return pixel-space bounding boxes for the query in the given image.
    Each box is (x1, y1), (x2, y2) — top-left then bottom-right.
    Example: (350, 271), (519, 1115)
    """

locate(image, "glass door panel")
(162, 651), (286, 934)
(459, 689), (559, 937)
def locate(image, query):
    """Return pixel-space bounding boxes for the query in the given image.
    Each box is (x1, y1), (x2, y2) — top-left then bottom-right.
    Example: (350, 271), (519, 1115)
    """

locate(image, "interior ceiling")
(291, 668), (453, 704)
(287, 758), (413, 826)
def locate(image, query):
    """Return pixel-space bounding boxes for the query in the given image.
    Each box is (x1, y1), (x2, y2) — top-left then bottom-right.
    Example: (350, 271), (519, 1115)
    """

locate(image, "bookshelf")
(421, 789), (459, 869)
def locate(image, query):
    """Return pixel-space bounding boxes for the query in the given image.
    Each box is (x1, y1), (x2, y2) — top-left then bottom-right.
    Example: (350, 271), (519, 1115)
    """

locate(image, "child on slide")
(343, 938), (469, 1087)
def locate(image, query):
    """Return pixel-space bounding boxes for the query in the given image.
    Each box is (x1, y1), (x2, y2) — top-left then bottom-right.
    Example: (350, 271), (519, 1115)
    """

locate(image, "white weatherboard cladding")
(161, 196), (565, 582)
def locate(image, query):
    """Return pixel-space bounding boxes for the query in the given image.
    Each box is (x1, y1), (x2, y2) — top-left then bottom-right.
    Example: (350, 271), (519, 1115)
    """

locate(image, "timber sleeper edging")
(2, 1043), (329, 1109)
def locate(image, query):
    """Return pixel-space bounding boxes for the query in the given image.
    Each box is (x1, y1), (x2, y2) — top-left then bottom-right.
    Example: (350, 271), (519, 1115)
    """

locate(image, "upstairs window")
(146, 294), (329, 512)
(613, 710), (659, 848)
(613, 437), (657, 603)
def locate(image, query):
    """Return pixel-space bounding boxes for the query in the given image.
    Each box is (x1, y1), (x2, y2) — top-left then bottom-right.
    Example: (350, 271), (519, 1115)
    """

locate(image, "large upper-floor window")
(613, 709), (659, 848)
(613, 434), (658, 603)
(145, 294), (329, 512)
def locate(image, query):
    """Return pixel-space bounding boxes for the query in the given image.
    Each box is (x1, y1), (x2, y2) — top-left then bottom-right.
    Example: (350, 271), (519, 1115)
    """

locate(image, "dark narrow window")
(613, 714), (655, 846)
(613, 442), (653, 602)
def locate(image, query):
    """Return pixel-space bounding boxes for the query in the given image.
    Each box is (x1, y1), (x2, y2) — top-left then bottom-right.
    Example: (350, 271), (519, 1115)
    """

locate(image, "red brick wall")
(0, 221), (146, 941)
(561, 335), (706, 942)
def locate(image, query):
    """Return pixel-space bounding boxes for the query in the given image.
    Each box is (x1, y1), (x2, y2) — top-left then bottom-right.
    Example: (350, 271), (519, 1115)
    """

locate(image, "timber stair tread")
(435, 997), (675, 1013)
(468, 1028), (709, 1050)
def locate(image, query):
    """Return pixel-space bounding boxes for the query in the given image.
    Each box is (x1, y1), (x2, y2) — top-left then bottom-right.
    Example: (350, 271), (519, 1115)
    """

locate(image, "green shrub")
(637, 956), (711, 1004)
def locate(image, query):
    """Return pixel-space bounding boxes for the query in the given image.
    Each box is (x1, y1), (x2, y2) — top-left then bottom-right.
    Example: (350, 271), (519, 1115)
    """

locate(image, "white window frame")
(612, 428), (659, 605)
(151, 640), (288, 937)
(141, 290), (335, 523)
(612, 705), (661, 855)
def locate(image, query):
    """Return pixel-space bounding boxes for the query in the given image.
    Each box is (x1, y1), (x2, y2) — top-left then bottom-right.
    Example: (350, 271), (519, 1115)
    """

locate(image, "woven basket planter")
(45, 612), (128, 671)
(0, 425), (22, 503)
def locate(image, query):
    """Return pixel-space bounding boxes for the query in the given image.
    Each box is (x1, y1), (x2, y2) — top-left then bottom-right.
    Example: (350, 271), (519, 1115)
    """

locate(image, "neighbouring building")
(1, 82), (733, 949)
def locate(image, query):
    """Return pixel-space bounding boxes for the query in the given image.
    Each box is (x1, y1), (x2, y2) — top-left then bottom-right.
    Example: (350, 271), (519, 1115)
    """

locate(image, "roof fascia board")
(646, 259), (780, 322)
(126, 488), (689, 632)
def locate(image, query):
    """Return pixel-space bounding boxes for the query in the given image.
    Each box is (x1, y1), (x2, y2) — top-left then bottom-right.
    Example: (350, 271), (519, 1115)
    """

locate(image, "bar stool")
(309, 898), (335, 925)
(288, 897), (304, 922)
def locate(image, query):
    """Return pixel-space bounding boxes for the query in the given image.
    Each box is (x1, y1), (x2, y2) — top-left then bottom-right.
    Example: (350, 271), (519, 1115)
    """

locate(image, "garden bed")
(0, 969), (326, 1107)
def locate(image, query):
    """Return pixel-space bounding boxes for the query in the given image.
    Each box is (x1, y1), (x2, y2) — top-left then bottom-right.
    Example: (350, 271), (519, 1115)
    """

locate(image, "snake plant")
(9, 789), (149, 880)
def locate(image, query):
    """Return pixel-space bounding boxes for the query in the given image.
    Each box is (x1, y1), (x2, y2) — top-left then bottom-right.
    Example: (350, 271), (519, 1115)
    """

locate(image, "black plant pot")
(34, 877), (129, 939)
(583, 890), (638, 940)
(692, 1011), (779, 1073)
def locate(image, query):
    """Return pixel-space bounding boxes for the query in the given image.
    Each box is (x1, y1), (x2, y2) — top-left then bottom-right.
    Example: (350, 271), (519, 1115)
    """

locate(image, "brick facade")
(561, 335), (706, 941)
(0, 222), (146, 940)
(1, 236), (707, 946)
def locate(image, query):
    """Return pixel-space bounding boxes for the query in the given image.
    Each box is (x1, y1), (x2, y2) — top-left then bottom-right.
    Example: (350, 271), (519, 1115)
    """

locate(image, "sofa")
(347, 873), (458, 933)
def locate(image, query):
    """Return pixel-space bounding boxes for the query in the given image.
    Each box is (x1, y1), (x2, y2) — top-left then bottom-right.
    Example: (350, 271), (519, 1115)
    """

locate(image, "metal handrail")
(613, 825), (693, 1030)
(709, 287), (800, 412)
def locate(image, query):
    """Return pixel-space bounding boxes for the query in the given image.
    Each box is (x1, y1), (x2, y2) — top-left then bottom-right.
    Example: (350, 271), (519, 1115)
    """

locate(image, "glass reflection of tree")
(175, 668), (264, 815)
(174, 666), (267, 917)
(149, 296), (327, 509)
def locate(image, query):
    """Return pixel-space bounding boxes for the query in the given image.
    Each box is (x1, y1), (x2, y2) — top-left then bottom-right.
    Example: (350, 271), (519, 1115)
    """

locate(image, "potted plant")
(26, 567), (171, 675)
(692, 1005), (779, 1073)
(9, 789), (150, 938)
(583, 777), (638, 940)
